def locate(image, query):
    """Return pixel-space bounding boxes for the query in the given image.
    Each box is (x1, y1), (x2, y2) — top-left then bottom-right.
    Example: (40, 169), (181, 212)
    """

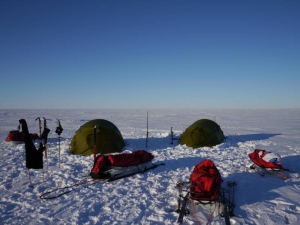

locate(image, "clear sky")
(0, 0), (299, 109)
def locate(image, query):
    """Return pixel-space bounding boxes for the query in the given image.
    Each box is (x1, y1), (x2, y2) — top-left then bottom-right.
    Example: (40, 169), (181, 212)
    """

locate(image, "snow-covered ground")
(1, 109), (300, 225)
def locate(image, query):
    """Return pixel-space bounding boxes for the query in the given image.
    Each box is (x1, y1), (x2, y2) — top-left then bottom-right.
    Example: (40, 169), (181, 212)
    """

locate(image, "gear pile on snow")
(248, 149), (282, 169)
(90, 150), (158, 181)
(175, 159), (235, 225)
(248, 149), (290, 179)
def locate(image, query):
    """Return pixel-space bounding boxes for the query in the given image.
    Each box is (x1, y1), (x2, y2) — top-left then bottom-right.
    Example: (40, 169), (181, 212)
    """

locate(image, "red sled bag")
(6, 130), (39, 144)
(189, 159), (222, 202)
(107, 150), (154, 167)
(248, 149), (283, 170)
(248, 149), (291, 180)
(90, 150), (154, 179)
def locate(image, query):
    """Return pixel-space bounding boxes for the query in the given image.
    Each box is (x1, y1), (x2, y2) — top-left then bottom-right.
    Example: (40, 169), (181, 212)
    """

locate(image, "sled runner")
(248, 149), (290, 180)
(90, 150), (164, 181)
(174, 159), (236, 225)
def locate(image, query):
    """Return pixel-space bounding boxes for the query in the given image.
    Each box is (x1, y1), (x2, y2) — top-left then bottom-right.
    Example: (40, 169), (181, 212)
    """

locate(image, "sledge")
(40, 150), (164, 200)
(174, 159), (236, 225)
(248, 149), (292, 180)
(5, 129), (39, 144)
(90, 150), (164, 181)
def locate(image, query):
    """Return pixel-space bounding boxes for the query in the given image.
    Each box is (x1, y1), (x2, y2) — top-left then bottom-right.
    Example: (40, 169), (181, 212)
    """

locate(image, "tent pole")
(42, 168), (45, 183)
(93, 125), (97, 161)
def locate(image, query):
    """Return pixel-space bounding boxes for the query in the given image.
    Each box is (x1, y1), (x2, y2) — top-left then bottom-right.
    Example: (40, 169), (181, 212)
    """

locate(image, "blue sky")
(0, 0), (299, 109)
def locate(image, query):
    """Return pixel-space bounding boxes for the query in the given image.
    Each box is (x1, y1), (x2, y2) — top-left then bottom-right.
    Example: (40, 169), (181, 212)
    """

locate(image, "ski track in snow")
(1, 109), (300, 224)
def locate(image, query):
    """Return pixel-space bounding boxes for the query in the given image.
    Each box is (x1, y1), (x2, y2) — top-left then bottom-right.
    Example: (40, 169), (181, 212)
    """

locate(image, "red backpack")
(189, 159), (222, 202)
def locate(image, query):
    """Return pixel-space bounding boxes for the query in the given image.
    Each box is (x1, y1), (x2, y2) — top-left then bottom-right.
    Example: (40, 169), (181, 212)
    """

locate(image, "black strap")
(40, 179), (101, 200)
(40, 183), (77, 200)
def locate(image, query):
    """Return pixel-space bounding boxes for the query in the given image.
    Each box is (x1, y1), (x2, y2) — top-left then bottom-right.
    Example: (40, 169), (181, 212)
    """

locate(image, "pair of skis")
(249, 163), (298, 180)
(40, 162), (165, 199)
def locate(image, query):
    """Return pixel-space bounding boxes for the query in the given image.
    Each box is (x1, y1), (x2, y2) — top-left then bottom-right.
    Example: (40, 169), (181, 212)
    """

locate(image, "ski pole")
(42, 117), (49, 169)
(55, 120), (63, 168)
(28, 169), (32, 186)
(227, 181), (237, 216)
(228, 181), (237, 203)
(43, 118), (48, 158)
(170, 127), (173, 144)
(227, 181), (236, 201)
(93, 125), (97, 161)
(35, 117), (42, 138)
(177, 191), (189, 224)
(58, 134), (60, 168)
(229, 182), (233, 203)
(176, 181), (184, 212)
(145, 111), (149, 148)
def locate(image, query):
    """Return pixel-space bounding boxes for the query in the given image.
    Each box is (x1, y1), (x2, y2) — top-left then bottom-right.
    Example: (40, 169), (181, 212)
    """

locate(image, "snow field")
(1, 109), (300, 224)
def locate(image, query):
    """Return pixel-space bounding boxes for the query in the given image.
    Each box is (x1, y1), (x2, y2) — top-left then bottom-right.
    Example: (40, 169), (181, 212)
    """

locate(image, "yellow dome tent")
(180, 119), (225, 148)
(70, 119), (125, 156)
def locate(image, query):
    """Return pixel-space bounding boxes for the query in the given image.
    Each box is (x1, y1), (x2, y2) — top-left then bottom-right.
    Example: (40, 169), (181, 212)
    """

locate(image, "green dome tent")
(70, 119), (125, 156)
(180, 119), (225, 148)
